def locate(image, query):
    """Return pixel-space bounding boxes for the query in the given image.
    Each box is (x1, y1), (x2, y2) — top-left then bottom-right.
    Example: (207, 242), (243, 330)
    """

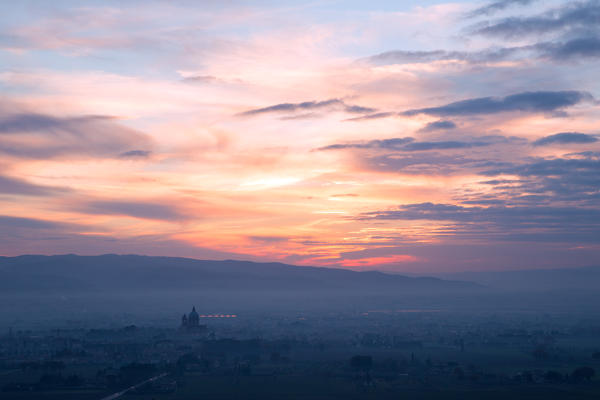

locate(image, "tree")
(177, 352), (200, 367)
(453, 367), (465, 380)
(544, 370), (563, 383)
(350, 355), (372, 371)
(64, 374), (84, 387)
(119, 363), (156, 385)
(532, 345), (548, 360)
(572, 366), (595, 382)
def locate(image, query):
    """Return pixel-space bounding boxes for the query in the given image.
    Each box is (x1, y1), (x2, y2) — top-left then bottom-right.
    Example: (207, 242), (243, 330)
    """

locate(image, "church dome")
(188, 306), (200, 325)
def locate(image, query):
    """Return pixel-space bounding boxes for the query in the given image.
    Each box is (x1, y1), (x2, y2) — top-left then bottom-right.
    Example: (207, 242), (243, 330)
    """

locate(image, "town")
(2, 307), (599, 399)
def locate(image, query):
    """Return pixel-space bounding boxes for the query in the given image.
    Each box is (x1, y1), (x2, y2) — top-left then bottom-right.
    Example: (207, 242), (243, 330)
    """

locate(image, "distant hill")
(439, 266), (600, 292)
(0, 254), (479, 294)
(3, 255), (600, 322)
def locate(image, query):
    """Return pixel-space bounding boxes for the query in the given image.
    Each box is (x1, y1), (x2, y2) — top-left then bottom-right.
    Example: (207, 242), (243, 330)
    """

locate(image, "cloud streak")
(366, 47), (525, 66)
(419, 120), (457, 132)
(402, 91), (592, 117)
(0, 215), (70, 230)
(239, 99), (376, 116)
(319, 137), (497, 152)
(79, 200), (187, 222)
(366, 36), (600, 67)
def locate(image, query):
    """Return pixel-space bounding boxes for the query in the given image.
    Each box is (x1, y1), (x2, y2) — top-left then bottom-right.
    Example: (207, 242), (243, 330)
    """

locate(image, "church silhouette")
(180, 306), (207, 332)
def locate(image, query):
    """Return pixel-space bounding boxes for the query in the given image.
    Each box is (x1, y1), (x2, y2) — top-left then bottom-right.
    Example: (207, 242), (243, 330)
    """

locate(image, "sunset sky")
(1, 0), (599, 273)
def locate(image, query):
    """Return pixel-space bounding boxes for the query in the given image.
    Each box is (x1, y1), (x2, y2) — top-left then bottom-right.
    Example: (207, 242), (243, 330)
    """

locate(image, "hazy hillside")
(0, 254), (479, 294)
(2, 255), (600, 327)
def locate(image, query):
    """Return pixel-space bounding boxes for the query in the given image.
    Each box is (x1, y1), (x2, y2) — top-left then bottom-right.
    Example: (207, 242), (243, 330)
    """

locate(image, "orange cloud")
(339, 255), (418, 267)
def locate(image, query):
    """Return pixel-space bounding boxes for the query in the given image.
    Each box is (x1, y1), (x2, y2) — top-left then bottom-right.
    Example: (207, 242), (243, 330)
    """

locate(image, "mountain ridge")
(0, 253), (480, 294)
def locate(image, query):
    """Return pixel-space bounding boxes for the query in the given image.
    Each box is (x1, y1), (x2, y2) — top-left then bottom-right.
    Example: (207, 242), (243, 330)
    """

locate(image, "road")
(99, 372), (168, 400)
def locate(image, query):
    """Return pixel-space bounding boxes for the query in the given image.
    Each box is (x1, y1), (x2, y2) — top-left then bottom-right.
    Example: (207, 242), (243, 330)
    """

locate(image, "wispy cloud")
(466, 0), (539, 18)
(0, 215), (71, 230)
(345, 112), (395, 121)
(78, 200), (187, 221)
(0, 109), (152, 159)
(118, 150), (152, 158)
(239, 99), (376, 116)
(360, 202), (600, 243)
(419, 120), (457, 132)
(318, 137), (414, 151)
(0, 175), (69, 196)
(366, 37), (600, 66)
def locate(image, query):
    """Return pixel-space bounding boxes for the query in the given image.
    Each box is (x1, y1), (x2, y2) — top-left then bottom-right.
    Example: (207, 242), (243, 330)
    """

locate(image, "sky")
(0, 0), (599, 273)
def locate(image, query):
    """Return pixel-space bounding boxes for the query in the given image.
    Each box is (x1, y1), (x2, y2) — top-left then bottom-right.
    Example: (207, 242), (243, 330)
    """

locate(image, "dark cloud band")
(0, 109), (152, 160)
(533, 132), (598, 146)
(472, 1), (600, 38)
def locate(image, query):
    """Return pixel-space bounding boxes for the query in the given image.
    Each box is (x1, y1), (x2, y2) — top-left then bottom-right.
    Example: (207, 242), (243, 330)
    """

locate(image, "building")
(180, 306), (207, 332)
